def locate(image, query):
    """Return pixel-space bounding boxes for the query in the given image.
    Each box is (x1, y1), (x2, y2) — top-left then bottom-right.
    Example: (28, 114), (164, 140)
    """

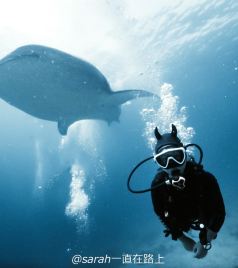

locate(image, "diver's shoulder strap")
(187, 158), (204, 173)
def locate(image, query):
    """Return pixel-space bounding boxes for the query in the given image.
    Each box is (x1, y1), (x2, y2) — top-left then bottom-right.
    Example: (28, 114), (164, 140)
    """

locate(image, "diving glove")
(199, 227), (217, 245)
(178, 233), (196, 252)
(193, 241), (208, 259)
(206, 229), (217, 242)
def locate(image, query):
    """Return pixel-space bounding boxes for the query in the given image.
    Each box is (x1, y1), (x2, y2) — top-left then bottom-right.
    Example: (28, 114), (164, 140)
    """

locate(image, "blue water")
(0, 1), (238, 267)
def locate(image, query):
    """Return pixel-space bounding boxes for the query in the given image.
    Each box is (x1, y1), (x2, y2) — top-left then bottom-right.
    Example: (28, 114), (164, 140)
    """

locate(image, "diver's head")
(154, 124), (187, 176)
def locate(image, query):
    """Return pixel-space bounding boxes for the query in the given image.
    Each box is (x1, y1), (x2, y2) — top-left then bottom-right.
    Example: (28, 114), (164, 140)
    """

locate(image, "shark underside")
(0, 45), (155, 135)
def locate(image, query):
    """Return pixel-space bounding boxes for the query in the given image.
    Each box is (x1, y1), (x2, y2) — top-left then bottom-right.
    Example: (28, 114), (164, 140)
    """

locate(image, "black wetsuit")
(151, 161), (226, 241)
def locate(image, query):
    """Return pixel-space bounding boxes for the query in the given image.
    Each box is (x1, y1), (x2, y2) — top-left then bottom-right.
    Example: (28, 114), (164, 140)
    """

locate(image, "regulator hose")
(127, 143), (203, 194)
(127, 156), (166, 193)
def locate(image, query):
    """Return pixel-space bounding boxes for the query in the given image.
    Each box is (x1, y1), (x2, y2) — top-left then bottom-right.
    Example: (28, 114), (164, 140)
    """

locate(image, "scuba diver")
(127, 124), (225, 258)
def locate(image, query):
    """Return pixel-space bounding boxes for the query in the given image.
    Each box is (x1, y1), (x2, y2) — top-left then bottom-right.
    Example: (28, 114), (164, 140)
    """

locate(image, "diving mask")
(154, 146), (186, 169)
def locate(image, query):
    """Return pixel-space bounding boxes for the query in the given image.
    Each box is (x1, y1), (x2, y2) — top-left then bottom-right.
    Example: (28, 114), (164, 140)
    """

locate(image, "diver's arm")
(198, 172), (225, 246)
(203, 172), (226, 233)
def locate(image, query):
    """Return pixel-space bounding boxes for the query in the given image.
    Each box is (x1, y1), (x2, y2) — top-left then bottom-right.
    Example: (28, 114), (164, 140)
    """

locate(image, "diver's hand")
(199, 228), (217, 245)
(178, 234), (196, 252)
(206, 229), (217, 242)
(193, 242), (208, 259)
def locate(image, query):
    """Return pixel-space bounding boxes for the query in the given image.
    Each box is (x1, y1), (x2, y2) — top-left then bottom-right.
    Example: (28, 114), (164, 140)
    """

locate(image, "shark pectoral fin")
(57, 118), (71, 135)
(112, 89), (158, 105)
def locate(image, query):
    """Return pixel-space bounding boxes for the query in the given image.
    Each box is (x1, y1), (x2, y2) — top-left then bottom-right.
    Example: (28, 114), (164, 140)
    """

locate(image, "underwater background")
(0, 0), (238, 267)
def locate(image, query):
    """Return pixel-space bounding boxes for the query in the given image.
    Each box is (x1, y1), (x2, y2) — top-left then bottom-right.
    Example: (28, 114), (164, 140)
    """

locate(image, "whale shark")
(0, 45), (155, 135)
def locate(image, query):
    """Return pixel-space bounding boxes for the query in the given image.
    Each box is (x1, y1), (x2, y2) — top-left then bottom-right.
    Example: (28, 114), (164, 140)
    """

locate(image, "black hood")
(154, 124), (183, 153)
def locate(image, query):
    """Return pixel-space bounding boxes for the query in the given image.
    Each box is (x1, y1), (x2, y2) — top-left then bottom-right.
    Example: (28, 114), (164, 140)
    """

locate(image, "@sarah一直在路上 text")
(72, 253), (165, 265)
